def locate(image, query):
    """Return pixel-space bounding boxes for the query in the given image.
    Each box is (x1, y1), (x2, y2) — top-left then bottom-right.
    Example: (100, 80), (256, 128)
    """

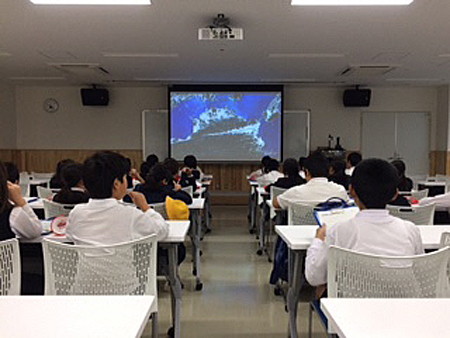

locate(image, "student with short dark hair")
(50, 159), (76, 189)
(274, 152), (348, 209)
(305, 158), (424, 286)
(257, 158), (284, 186)
(391, 159), (413, 192)
(180, 155), (203, 181)
(146, 154), (159, 167)
(328, 160), (349, 190)
(345, 152), (362, 176)
(249, 155), (271, 180)
(67, 151), (168, 245)
(4, 162), (19, 184)
(265, 158), (305, 192)
(0, 161), (42, 240)
(53, 162), (89, 205)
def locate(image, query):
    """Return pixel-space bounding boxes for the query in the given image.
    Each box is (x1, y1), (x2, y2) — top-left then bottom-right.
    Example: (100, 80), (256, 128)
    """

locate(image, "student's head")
(282, 158), (299, 177)
(163, 157), (179, 179)
(184, 155), (197, 169)
(55, 159), (76, 179)
(391, 160), (406, 177)
(261, 155), (271, 168)
(146, 154), (159, 168)
(347, 152), (362, 167)
(82, 151), (129, 199)
(350, 158), (399, 209)
(145, 163), (172, 192)
(304, 152), (328, 179)
(266, 159), (279, 172)
(329, 160), (346, 176)
(298, 157), (307, 171)
(140, 162), (151, 179)
(61, 163), (84, 189)
(0, 161), (12, 214)
(4, 162), (19, 184)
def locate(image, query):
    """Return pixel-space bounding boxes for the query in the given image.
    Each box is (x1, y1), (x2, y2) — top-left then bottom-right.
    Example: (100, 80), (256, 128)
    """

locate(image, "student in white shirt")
(305, 158), (424, 287)
(67, 151), (168, 246)
(0, 161), (42, 240)
(273, 152), (348, 209)
(345, 152), (362, 176)
(249, 155), (271, 181)
(257, 158), (284, 187)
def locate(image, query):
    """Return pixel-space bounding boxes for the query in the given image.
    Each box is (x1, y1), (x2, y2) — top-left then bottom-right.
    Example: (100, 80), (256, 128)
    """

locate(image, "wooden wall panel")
(0, 150), (21, 169)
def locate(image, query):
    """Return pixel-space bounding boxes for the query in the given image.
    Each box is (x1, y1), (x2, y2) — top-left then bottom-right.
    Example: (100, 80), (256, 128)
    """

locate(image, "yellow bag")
(165, 196), (190, 220)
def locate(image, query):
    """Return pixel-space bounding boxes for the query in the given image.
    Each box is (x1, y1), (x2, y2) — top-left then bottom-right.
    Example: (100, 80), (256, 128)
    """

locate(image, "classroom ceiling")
(1, 0), (449, 87)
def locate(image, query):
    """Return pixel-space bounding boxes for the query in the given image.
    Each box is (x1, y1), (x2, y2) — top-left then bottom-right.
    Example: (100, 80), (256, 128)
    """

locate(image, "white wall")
(13, 84), (440, 153)
(0, 84), (17, 149)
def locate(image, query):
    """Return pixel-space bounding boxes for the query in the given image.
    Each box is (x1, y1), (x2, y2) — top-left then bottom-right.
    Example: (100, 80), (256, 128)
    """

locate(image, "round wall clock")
(44, 98), (59, 113)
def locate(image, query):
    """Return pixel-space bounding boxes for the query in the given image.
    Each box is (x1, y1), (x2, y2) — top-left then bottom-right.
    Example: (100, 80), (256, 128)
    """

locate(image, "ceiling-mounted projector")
(198, 14), (244, 41)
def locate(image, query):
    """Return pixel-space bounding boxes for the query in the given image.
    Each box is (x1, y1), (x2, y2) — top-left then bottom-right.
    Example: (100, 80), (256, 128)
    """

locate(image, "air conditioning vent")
(198, 28), (244, 41)
(340, 64), (397, 77)
(49, 63), (110, 77)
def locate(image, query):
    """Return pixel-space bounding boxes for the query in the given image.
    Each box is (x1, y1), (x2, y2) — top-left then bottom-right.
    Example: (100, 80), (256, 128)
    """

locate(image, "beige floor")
(143, 206), (328, 338)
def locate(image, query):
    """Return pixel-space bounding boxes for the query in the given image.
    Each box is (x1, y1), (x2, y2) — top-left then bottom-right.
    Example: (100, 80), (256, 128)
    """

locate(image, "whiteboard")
(142, 109), (310, 161)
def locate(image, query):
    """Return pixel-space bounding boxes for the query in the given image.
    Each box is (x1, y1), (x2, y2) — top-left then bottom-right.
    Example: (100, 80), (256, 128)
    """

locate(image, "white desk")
(275, 224), (450, 338)
(321, 298), (450, 338)
(188, 198), (205, 291)
(0, 295), (154, 338)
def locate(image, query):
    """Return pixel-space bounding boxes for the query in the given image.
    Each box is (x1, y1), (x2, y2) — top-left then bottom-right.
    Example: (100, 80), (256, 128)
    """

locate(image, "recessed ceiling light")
(292, 0), (413, 5)
(30, 0), (150, 5)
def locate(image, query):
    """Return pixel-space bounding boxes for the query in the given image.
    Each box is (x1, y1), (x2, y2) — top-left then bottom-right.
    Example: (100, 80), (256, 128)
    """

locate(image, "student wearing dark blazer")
(265, 158), (305, 193)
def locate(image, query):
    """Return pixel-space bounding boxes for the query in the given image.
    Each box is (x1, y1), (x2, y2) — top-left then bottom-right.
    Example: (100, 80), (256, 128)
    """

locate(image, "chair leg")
(308, 302), (313, 338)
(151, 312), (158, 337)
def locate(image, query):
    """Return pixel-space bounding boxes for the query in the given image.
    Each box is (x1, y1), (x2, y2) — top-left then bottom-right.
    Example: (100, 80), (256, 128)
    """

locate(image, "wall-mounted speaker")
(343, 89), (371, 107)
(81, 88), (109, 106)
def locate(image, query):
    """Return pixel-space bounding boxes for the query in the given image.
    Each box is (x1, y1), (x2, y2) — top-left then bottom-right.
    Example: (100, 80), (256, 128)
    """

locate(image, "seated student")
(53, 162), (89, 205)
(391, 159), (413, 192)
(345, 152), (362, 176)
(328, 160), (349, 190)
(4, 162), (20, 184)
(50, 159), (75, 189)
(132, 164), (192, 205)
(265, 158), (305, 192)
(249, 155), (271, 181)
(140, 154), (159, 180)
(164, 157), (196, 191)
(180, 155), (203, 181)
(298, 156), (307, 179)
(305, 158), (424, 287)
(66, 151), (168, 245)
(0, 161), (42, 240)
(257, 158), (284, 187)
(273, 152), (349, 209)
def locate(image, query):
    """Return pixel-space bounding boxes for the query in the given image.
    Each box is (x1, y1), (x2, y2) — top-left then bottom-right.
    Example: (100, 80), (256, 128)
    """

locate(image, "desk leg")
(257, 203), (265, 255)
(166, 244), (182, 338)
(190, 210), (203, 291)
(286, 249), (305, 338)
(204, 190), (212, 232)
(249, 189), (256, 233)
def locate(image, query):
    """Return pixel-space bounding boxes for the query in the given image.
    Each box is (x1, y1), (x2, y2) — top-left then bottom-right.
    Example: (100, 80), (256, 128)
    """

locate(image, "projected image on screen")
(170, 92), (282, 161)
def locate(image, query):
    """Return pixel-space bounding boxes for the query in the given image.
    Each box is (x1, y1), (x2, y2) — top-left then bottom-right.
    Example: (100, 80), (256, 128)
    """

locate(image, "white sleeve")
(9, 205), (43, 239)
(134, 208), (169, 241)
(277, 187), (299, 210)
(419, 193), (450, 209)
(410, 224), (425, 255)
(305, 238), (328, 286)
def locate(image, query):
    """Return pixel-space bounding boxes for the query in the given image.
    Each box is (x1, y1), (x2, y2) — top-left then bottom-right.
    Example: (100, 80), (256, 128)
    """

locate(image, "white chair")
(0, 238), (21, 295)
(42, 235), (159, 336)
(42, 199), (75, 219)
(37, 186), (55, 199)
(151, 202), (169, 220)
(288, 202), (318, 225)
(386, 203), (436, 225)
(327, 245), (450, 299)
(410, 189), (428, 200)
(19, 172), (31, 197)
(181, 185), (193, 198)
(440, 232), (450, 248)
(30, 172), (54, 181)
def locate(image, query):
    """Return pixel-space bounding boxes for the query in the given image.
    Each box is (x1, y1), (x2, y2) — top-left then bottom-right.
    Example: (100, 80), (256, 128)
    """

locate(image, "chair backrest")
(31, 172), (54, 181)
(328, 245), (450, 299)
(411, 175), (427, 191)
(410, 189), (428, 200)
(386, 203), (436, 225)
(151, 202), (169, 220)
(440, 232), (450, 249)
(181, 185), (193, 198)
(42, 235), (158, 311)
(37, 186), (55, 199)
(0, 238), (21, 295)
(288, 202), (318, 225)
(270, 186), (287, 200)
(43, 199), (75, 219)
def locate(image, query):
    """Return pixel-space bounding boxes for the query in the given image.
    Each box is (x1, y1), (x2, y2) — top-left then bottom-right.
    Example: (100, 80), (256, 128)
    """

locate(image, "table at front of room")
(274, 224), (450, 338)
(22, 221), (190, 338)
(320, 298), (450, 338)
(418, 180), (446, 197)
(188, 198), (205, 291)
(0, 295), (155, 338)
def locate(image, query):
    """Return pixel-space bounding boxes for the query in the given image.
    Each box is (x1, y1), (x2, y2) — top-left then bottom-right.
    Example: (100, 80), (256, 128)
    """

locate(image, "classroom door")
(361, 112), (429, 175)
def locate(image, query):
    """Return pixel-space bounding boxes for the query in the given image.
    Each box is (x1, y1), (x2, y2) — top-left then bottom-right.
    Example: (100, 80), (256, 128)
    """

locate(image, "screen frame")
(168, 84), (284, 163)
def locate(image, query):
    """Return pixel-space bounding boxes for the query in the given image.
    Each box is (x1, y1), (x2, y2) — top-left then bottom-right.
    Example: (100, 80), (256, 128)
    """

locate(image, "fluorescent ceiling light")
(10, 77), (66, 81)
(386, 78), (441, 82)
(292, 0), (413, 5)
(30, 0), (150, 5)
(268, 53), (344, 58)
(103, 53), (178, 58)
